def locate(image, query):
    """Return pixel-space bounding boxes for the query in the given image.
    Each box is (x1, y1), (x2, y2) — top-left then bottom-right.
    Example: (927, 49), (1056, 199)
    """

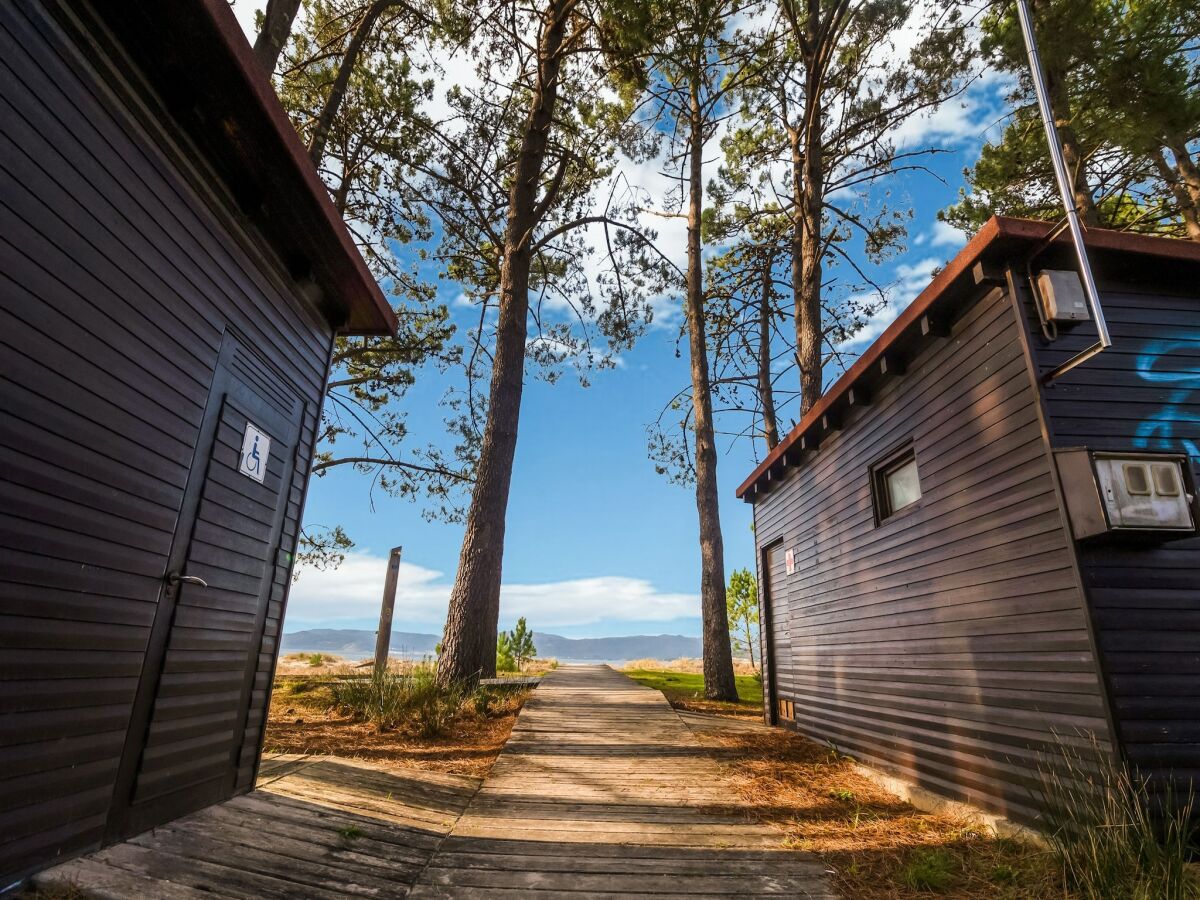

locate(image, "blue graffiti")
(1132, 337), (1200, 458)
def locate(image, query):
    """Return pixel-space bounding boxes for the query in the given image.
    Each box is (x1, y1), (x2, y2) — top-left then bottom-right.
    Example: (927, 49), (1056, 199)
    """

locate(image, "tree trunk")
(1154, 148), (1200, 241)
(791, 90), (824, 415)
(1045, 66), (1099, 226)
(1168, 138), (1200, 209)
(308, 1), (390, 165)
(253, 0), (302, 76)
(437, 0), (569, 688)
(744, 615), (756, 673)
(757, 258), (779, 449)
(684, 84), (738, 703)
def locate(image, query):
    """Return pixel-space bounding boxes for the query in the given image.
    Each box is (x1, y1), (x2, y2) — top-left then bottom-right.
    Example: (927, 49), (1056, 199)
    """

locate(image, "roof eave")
(84, 0), (397, 337)
(735, 217), (1200, 499)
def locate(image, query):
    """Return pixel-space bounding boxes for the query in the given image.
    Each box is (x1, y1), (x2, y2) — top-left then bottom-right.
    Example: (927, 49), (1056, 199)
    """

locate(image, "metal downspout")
(1015, 0), (1112, 380)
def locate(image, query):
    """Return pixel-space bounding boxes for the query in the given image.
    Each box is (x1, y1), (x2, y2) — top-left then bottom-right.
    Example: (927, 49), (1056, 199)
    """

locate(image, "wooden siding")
(0, 0), (329, 880)
(1019, 275), (1200, 792)
(751, 286), (1113, 824)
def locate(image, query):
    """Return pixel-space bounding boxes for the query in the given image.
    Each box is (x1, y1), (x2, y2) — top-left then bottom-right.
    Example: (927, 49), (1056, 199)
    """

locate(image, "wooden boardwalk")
(409, 665), (831, 897)
(36, 666), (832, 898)
(35, 756), (481, 899)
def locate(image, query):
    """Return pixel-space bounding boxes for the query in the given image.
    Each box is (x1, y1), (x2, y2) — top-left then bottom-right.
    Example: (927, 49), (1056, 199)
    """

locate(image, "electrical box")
(1036, 269), (1091, 323)
(1055, 449), (1196, 540)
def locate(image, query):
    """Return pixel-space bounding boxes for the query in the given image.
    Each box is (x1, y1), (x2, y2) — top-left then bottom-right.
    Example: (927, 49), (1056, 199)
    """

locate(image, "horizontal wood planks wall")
(1018, 268), (1200, 794)
(751, 285), (1113, 824)
(0, 0), (330, 879)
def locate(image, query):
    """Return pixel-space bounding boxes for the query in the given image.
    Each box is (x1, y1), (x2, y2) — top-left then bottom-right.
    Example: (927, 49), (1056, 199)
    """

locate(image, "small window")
(873, 446), (922, 523)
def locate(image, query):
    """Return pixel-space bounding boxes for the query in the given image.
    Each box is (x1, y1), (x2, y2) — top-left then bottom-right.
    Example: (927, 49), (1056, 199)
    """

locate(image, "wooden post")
(373, 546), (403, 677)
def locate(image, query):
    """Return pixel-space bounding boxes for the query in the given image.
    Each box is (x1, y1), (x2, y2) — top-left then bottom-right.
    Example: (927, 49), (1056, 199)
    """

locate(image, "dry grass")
(622, 656), (759, 676)
(518, 657), (559, 675)
(277, 653), (558, 677)
(265, 674), (529, 778)
(275, 653), (432, 676)
(686, 718), (1066, 899)
(18, 885), (91, 900)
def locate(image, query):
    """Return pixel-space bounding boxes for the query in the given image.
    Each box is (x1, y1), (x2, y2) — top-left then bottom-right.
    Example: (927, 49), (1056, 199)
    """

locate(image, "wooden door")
(761, 542), (790, 725)
(106, 335), (304, 840)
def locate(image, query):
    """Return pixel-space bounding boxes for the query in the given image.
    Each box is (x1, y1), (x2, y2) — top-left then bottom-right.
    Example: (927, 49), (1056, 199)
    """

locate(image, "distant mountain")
(280, 629), (438, 656)
(533, 633), (702, 660)
(280, 628), (704, 661)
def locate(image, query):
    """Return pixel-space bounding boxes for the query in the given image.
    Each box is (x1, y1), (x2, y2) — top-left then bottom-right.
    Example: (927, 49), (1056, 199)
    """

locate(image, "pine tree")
(508, 618), (537, 669)
(944, 0), (1200, 240)
(433, 0), (667, 686)
(726, 568), (760, 674)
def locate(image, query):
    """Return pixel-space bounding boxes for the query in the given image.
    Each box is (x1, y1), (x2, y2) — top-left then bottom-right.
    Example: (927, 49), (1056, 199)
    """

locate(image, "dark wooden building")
(1, 0), (395, 883)
(738, 217), (1200, 825)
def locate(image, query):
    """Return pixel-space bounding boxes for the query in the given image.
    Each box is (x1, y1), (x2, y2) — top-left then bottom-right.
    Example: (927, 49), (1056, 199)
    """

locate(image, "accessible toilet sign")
(239, 422), (270, 483)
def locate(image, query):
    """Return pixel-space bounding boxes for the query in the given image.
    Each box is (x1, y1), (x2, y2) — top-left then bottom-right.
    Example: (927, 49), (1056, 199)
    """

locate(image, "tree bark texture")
(741, 607), (756, 673)
(1154, 149), (1200, 241)
(1045, 66), (1099, 227)
(685, 85), (738, 703)
(253, 0), (302, 76)
(757, 259), (779, 449)
(791, 70), (824, 415)
(308, 1), (391, 165)
(1168, 138), (1200, 212)
(437, 0), (569, 687)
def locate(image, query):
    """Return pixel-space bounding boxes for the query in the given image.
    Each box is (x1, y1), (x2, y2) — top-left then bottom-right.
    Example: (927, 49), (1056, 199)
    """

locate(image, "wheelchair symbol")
(245, 436), (262, 475)
(238, 423), (271, 484)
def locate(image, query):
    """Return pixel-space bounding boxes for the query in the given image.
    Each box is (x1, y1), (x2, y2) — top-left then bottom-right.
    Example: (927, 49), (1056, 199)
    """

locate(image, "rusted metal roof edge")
(735, 216), (1200, 499)
(197, 0), (397, 336)
(87, 0), (397, 336)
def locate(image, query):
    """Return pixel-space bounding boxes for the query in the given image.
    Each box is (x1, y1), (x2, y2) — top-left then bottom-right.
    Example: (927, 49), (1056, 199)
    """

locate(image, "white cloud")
(287, 551), (698, 630)
(839, 256), (942, 351)
(929, 220), (967, 249)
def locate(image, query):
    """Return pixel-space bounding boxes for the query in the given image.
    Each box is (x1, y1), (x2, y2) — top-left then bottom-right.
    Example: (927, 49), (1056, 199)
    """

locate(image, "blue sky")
(232, 5), (1000, 639)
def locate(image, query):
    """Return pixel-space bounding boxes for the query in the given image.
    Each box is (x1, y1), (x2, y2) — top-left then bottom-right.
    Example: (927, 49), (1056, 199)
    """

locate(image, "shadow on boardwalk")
(36, 666), (833, 898)
(412, 664), (833, 898)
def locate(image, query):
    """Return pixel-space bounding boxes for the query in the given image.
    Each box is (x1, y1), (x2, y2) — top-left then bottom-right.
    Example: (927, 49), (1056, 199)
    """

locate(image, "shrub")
(496, 632), (517, 672)
(328, 662), (465, 737)
(990, 863), (1017, 884)
(472, 687), (497, 718)
(1036, 736), (1198, 900)
(306, 653), (325, 667)
(900, 847), (957, 892)
(405, 664), (464, 737)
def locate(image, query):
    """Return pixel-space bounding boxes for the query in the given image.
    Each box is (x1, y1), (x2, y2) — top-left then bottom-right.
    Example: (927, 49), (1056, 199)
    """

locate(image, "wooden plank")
(38, 667), (829, 896)
(413, 666), (830, 897)
(751, 286), (1117, 823)
(34, 856), (229, 900)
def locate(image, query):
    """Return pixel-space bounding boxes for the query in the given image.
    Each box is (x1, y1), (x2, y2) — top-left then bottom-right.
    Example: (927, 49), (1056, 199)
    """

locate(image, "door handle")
(167, 572), (208, 588)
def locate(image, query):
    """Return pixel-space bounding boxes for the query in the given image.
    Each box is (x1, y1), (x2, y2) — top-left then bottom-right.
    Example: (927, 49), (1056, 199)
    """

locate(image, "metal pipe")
(1015, 0), (1112, 381)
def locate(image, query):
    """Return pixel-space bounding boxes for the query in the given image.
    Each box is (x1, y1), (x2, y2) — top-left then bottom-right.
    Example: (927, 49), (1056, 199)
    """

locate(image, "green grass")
(900, 847), (958, 892)
(624, 669), (763, 706)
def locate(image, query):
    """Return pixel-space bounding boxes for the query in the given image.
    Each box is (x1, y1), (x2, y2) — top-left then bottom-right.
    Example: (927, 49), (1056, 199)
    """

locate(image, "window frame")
(871, 442), (922, 525)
